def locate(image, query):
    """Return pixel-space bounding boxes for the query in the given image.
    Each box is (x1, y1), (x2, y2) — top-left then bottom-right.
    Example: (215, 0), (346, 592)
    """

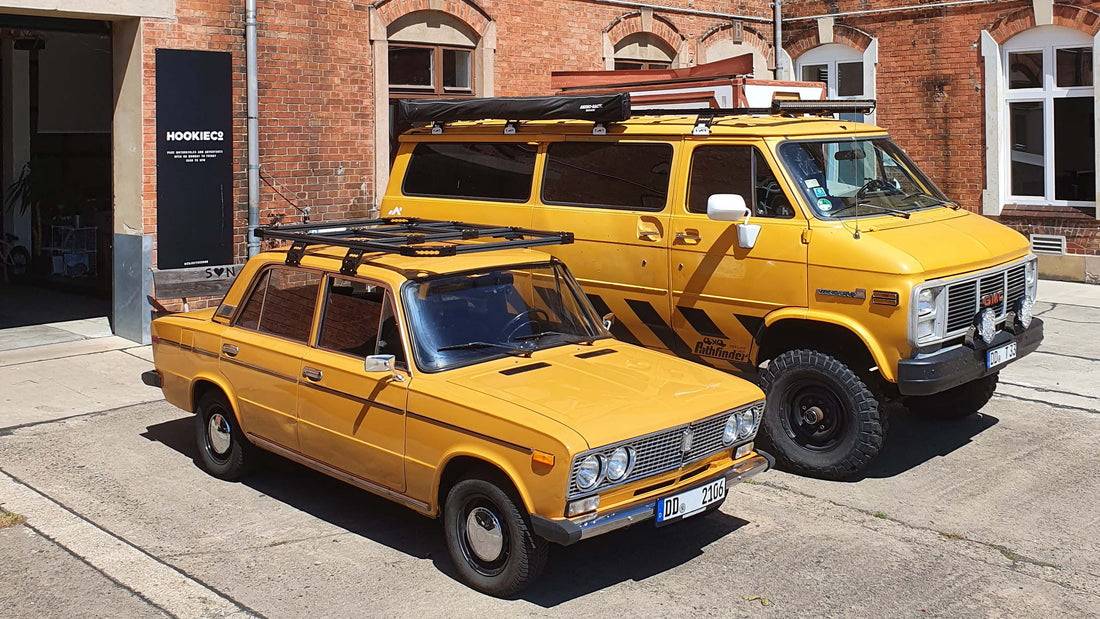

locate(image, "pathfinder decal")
(693, 337), (749, 363)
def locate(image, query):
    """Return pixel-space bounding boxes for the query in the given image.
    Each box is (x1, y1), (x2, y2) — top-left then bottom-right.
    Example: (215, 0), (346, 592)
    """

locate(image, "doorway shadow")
(141, 416), (749, 605)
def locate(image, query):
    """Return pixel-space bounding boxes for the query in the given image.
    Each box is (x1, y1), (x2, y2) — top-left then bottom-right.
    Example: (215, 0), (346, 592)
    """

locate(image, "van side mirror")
(707, 194), (760, 249)
(602, 312), (615, 330)
(706, 194), (749, 222)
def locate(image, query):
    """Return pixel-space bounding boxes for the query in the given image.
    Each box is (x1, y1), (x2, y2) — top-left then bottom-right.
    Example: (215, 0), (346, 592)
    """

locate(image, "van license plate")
(987, 342), (1017, 369)
(656, 477), (726, 525)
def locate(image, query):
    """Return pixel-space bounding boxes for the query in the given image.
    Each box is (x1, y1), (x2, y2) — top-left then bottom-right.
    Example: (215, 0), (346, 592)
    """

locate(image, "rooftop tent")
(395, 93), (631, 125)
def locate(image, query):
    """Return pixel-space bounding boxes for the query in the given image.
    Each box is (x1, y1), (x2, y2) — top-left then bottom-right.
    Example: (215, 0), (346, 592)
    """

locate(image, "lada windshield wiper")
(512, 331), (599, 345)
(437, 341), (532, 357)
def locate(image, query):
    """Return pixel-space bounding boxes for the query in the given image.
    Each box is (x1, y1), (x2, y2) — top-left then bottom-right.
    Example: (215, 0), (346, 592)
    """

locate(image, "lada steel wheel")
(760, 349), (885, 480)
(195, 391), (254, 480)
(444, 475), (547, 597)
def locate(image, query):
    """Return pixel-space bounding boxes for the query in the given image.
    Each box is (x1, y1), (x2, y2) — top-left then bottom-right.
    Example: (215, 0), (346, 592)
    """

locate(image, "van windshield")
(401, 263), (608, 372)
(777, 138), (951, 220)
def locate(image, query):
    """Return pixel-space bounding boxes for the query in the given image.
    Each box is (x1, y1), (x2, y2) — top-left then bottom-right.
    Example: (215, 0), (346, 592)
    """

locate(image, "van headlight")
(1025, 257), (1038, 301)
(912, 285), (944, 343)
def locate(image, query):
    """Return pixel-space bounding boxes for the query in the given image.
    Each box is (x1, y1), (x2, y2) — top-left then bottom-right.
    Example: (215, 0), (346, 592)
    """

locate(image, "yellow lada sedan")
(144, 218), (771, 596)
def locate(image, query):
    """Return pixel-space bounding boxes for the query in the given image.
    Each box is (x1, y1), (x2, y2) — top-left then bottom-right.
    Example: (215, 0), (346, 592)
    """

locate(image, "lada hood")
(446, 342), (764, 449)
(817, 208), (1029, 279)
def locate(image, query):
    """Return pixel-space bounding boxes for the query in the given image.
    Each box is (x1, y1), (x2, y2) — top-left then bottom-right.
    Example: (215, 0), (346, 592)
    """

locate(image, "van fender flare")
(757, 308), (896, 382)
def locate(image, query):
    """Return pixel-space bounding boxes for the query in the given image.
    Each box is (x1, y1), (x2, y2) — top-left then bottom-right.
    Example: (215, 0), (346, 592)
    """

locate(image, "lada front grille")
(567, 407), (755, 498)
(944, 263), (1027, 337)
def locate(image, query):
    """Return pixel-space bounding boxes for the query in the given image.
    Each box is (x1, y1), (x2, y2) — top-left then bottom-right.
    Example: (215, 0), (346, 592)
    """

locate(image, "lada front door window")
(777, 138), (950, 219)
(402, 263), (606, 371)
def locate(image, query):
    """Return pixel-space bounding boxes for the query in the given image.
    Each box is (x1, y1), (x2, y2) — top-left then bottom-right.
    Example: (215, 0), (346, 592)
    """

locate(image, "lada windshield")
(778, 137), (952, 220)
(402, 262), (607, 372)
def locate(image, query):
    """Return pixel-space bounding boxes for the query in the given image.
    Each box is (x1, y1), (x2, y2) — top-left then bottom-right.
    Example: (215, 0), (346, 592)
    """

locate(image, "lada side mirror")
(707, 194), (761, 250)
(364, 354), (396, 375)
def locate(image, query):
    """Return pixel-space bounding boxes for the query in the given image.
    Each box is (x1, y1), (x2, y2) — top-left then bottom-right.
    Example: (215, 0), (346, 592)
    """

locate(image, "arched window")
(794, 42), (876, 122)
(614, 33), (674, 70)
(1002, 26), (1094, 204)
(388, 12), (478, 97)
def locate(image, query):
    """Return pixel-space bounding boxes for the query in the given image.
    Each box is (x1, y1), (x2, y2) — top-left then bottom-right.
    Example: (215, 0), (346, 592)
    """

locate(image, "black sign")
(155, 49), (233, 269)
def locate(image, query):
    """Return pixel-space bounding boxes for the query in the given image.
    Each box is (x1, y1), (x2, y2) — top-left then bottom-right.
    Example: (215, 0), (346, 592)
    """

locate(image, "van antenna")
(849, 123), (861, 240)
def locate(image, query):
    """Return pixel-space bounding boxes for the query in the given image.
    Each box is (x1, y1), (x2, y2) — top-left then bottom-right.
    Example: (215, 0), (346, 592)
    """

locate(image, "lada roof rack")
(396, 94), (875, 134)
(254, 217), (574, 275)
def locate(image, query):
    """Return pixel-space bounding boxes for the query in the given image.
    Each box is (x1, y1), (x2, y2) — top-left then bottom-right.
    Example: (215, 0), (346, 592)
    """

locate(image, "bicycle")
(0, 232), (31, 282)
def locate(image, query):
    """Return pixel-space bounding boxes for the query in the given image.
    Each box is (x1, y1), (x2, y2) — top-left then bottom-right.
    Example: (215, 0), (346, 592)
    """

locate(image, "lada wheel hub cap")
(208, 413), (232, 455)
(466, 507), (504, 562)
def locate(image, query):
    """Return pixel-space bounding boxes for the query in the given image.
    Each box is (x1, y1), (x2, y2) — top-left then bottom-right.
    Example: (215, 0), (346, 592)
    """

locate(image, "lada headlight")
(738, 407), (757, 439)
(575, 454), (603, 490)
(723, 414), (738, 445)
(606, 447), (634, 481)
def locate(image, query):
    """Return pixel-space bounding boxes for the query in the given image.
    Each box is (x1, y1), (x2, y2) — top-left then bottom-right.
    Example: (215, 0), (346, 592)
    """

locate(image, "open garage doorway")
(0, 16), (113, 349)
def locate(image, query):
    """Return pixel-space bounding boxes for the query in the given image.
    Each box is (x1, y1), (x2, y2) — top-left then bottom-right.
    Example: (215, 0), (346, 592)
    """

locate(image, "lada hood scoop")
(448, 344), (763, 449)
(844, 208), (1028, 278)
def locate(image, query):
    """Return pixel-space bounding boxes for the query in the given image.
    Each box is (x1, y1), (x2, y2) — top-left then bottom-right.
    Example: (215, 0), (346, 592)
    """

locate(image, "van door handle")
(675, 231), (702, 244)
(302, 367), (323, 381)
(221, 344), (239, 357)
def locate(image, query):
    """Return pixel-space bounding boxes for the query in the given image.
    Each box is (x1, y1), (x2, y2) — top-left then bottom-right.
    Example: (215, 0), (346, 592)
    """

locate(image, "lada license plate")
(656, 477), (726, 525)
(987, 341), (1017, 369)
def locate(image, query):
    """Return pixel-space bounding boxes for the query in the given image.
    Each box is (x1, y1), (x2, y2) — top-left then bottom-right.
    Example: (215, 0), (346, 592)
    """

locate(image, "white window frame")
(1002, 27), (1095, 207)
(794, 41), (878, 124)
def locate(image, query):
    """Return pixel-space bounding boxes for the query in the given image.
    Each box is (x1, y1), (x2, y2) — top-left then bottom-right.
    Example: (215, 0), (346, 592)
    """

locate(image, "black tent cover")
(396, 93), (632, 125)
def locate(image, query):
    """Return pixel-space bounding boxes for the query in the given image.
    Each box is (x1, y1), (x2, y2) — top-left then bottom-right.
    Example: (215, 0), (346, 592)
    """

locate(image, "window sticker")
(813, 187), (827, 197)
(817, 198), (833, 211)
(805, 178), (820, 188)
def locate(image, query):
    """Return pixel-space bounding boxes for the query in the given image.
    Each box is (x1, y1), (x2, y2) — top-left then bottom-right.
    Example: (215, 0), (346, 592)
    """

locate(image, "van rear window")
(542, 142), (672, 211)
(402, 142), (536, 202)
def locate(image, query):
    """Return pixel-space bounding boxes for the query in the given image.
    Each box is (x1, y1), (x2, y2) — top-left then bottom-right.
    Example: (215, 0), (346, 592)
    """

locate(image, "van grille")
(943, 263), (1027, 337)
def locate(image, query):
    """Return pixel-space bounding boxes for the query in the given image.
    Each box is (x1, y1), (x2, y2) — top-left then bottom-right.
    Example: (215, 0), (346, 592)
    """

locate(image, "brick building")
(0, 0), (1096, 344)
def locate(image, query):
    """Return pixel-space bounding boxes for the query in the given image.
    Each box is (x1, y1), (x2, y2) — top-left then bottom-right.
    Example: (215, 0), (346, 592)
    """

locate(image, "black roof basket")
(254, 218), (574, 275)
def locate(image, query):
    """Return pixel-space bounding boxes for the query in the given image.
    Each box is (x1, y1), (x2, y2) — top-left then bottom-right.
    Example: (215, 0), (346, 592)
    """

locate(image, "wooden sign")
(152, 264), (244, 299)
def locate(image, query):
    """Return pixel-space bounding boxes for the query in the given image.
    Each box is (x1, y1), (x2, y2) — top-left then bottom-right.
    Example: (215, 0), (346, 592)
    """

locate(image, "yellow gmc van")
(383, 95), (1043, 479)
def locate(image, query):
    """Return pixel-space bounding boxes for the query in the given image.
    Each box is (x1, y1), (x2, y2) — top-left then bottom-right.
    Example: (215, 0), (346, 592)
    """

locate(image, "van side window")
(687, 146), (795, 219)
(402, 142), (536, 202)
(235, 267), (323, 343)
(542, 142), (673, 211)
(318, 277), (384, 357)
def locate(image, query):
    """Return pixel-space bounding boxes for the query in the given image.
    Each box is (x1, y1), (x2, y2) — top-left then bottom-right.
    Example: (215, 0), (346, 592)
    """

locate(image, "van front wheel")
(759, 349), (885, 480)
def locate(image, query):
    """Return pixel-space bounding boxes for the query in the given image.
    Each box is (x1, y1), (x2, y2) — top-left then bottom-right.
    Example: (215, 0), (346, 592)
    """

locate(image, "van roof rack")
(396, 94), (875, 134)
(254, 217), (574, 275)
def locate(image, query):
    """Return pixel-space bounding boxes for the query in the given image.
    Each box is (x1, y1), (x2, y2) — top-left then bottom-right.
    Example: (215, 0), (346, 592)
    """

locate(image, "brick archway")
(699, 22), (773, 66)
(604, 11), (685, 58)
(374, 0), (492, 36)
(786, 24), (873, 62)
(988, 3), (1100, 44)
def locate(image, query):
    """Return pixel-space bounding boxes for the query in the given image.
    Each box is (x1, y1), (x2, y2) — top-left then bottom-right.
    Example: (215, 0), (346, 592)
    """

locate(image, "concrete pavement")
(1, 279), (1098, 617)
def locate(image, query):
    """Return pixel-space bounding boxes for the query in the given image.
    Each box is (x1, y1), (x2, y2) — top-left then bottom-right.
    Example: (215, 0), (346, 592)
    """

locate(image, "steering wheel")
(856, 178), (901, 200)
(500, 308), (551, 341)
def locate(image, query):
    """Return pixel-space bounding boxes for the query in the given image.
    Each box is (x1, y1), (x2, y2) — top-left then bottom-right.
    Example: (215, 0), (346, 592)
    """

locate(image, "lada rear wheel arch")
(759, 349), (885, 480)
(194, 390), (255, 481)
(443, 473), (548, 597)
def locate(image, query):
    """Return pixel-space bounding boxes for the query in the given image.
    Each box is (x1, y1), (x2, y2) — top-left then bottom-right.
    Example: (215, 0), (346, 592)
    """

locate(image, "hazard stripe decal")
(734, 314), (765, 340)
(676, 305), (728, 339)
(585, 293), (643, 346)
(625, 299), (706, 363)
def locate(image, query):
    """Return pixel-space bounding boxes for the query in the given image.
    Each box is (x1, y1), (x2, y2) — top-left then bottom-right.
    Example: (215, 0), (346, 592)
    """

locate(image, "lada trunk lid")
(446, 342), (764, 449)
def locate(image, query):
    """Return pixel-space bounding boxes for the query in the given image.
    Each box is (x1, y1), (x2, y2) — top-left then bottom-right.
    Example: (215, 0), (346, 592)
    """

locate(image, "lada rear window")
(542, 142), (672, 211)
(402, 142), (536, 202)
(235, 267), (322, 343)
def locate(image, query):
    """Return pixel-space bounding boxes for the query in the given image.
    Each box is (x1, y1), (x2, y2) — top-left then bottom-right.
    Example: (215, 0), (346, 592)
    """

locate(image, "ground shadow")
(766, 402), (1000, 481)
(141, 415), (748, 605)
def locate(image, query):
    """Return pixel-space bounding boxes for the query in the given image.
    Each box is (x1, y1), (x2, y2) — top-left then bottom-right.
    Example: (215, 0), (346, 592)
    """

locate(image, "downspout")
(773, 0), (787, 80)
(246, 0), (261, 257)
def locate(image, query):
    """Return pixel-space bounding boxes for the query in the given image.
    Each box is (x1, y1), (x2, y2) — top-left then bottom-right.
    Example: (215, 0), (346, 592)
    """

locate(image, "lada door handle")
(675, 231), (702, 244)
(221, 343), (239, 357)
(302, 367), (323, 381)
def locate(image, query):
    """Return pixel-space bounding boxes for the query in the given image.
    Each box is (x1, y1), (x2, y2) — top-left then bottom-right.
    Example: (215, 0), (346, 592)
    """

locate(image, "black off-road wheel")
(905, 373), (998, 420)
(194, 391), (254, 480)
(759, 349), (885, 480)
(444, 475), (548, 597)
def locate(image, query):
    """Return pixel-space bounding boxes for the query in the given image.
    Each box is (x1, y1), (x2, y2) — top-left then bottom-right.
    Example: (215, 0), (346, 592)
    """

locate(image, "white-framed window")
(614, 33), (675, 70)
(1003, 27), (1095, 205)
(794, 43), (874, 122)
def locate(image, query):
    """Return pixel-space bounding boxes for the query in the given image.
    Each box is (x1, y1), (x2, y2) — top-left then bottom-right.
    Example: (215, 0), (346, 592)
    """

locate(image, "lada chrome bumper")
(530, 451), (774, 546)
(896, 318), (1043, 396)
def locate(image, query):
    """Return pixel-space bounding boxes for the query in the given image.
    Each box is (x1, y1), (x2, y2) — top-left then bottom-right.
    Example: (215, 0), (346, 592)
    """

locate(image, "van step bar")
(254, 218), (574, 274)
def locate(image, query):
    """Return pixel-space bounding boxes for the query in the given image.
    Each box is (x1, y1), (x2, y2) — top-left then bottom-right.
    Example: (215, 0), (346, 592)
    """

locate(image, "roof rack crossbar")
(254, 218), (574, 269)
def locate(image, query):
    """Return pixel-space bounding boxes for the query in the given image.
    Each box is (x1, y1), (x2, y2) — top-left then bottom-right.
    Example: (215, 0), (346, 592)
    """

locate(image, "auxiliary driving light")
(977, 308), (997, 344)
(1017, 297), (1034, 329)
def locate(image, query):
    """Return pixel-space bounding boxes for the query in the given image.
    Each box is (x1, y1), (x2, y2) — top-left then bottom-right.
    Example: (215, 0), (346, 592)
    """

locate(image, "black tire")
(7, 245), (29, 279)
(759, 349), (885, 480)
(444, 475), (548, 597)
(194, 391), (254, 480)
(905, 373), (998, 420)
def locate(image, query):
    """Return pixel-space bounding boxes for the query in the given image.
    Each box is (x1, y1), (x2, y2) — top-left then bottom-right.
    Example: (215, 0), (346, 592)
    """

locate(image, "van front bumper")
(896, 318), (1043, 396)
(530, 451), (773, 546)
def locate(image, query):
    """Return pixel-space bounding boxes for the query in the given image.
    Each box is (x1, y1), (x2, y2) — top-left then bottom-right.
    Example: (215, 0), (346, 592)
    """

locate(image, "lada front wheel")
(195, 391), (254, 480)
(759, 349), (885, 480)
(444, 476), (548, 597)
(904, 373), (998, 419)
